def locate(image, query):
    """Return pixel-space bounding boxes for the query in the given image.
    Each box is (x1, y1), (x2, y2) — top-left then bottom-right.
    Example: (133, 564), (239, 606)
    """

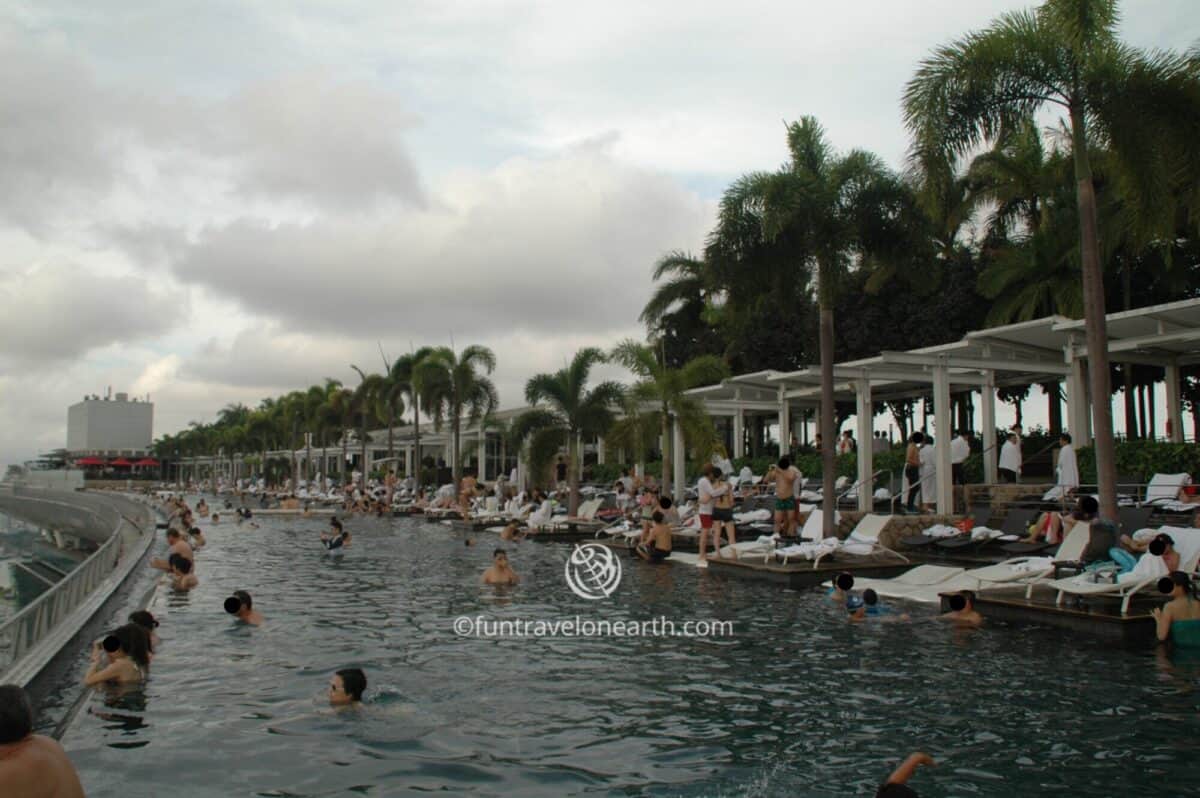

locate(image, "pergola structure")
(682, 297), (1200, 516)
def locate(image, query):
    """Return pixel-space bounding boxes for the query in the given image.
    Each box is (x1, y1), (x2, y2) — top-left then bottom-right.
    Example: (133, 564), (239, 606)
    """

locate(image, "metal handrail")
(0, 496), (129, 673)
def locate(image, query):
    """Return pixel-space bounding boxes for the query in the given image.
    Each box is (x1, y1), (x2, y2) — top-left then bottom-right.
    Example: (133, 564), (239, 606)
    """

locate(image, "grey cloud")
(164, 141), (712, 341)
(0, 264), (187, 369)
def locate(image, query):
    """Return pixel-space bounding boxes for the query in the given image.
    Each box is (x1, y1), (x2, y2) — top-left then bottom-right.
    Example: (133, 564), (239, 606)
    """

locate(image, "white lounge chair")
(1142, 473), (1192, 508)
(968, 521), (1093, 598)
(1048, 526), (1200, 614)
(844, 564), (978, 602)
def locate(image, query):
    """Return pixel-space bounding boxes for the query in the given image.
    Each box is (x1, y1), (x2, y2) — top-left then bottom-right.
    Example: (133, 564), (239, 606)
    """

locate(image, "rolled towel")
(1009, 557), (1054, 574)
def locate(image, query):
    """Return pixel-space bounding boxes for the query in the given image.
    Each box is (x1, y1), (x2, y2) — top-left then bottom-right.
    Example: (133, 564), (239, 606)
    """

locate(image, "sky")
(1, 1), (1196, 465)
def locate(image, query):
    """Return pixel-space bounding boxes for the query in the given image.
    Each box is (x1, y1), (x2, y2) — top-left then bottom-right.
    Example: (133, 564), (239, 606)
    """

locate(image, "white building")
(66, 392), (154, 457)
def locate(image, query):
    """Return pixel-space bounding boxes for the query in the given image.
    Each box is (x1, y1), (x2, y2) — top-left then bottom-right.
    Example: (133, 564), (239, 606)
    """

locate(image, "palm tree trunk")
(319, 432), (327, 489)
(413, 397), (421, 485)
(360, 427), (368, 482)
(387, 410), (394, 464)
(660, 405), (671, 498)
(819, 303), (836, 537)
(452, 413), (461, 486)
(567, 430), (581, 516)
(1044, 383), (1062, 434)
(1071, 105), (1117, 520)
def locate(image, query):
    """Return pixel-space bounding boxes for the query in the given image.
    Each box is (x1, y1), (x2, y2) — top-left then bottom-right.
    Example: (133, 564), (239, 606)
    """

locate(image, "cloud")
(162, 138), (712, 339)
(0, 263), (187, 369)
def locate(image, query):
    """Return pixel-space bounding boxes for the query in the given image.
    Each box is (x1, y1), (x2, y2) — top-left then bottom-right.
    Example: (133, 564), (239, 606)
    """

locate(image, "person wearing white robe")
(1056, 433), (1079, 490)
(919, 439), (938, 509)
(998, 433), (1022, 483)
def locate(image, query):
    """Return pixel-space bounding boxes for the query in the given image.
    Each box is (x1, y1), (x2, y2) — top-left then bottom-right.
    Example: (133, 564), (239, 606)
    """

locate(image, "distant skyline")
(1, 1), (1195, 465)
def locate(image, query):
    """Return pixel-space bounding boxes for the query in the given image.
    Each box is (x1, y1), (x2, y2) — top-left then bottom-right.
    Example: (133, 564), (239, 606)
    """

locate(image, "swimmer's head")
(835, 572), (854, 592)
(658, 496), (673, 510)
(166, 529), (181, 541)
(0, 685), (33, 743)
(947, 591), (974, 612)
(493, 548), (508, 564)
(863, 589), (879, 606)
(330, 518), (343, 533)
(128, 610), (158, 631)
(1159, 571), (1193, 596)
(330, 668), (366, 705)
(846, 594), (864, 613)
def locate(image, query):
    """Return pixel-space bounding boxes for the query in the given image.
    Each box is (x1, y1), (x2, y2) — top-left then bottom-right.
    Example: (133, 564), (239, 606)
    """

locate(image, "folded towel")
(733, 508), (772, 523)
(1009, 557), (1053, 574)
(1119, 552), (1169, 584)
(923, 524), (961, 539)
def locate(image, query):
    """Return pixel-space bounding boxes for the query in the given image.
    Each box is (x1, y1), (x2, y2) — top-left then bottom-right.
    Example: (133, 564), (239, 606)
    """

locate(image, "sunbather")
(1023, 495), (1097, 546)
(1152, 572), (1200, 647)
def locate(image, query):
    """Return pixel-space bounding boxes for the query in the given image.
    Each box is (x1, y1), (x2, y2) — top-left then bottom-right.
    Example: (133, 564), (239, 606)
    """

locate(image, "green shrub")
(1076, 441), (1200, 484)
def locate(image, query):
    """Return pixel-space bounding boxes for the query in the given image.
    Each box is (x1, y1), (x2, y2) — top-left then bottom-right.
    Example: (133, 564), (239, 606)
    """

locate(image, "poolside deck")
(968, 585), (1157, 646)
(705, 555), (913, 589)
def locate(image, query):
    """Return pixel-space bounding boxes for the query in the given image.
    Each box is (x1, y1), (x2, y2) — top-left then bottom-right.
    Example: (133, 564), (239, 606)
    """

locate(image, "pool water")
(52, 509), (1200, 797)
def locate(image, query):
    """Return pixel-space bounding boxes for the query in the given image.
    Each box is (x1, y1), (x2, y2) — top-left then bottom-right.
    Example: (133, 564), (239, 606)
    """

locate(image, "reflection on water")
(51, 510), (1200, 797)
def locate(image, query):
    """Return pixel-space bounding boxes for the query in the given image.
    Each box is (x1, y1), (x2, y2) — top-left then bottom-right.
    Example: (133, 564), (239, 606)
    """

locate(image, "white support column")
(672, 416), (685, 500)
(1166, 360), (1184, 443)
(856, 379), (873, 512)
(404, 445), (412, 478)
(516, 447), (526, 492)
(597, 436), (606, 465)
(933, 365), (953, 515)
(733, 411), (745, 459)
(981, 373), (998, 485)
(1067, 355), (1090, 445)
(478, 429), (487, 481)
(777, 386), (790, 453)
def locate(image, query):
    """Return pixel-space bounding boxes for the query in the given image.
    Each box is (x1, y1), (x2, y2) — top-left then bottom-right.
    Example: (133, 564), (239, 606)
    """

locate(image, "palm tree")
(903, 0), (1200, 518)
(419, 345), (499, 485)
(350, 366), (387, 479)
(709, 117), (909, 534)
(609, 340), (728, 496)
(391, 347), (436, 482)
(509, 348), (624, 515)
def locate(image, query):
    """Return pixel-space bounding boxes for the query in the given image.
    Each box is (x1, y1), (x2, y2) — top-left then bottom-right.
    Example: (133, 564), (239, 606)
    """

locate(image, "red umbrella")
(110, 458), (133, 467)
(75, 456), (106, 466)
(133, 457), (160, 467)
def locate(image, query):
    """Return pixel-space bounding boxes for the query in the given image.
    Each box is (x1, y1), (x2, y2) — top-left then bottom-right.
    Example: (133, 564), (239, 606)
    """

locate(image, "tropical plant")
(509, 348), (624, 515)
(903, 0), (1200, 517)
(419, 345), (500, 485)
(609, 340), (728, 496)
(391, 347), (436, 481)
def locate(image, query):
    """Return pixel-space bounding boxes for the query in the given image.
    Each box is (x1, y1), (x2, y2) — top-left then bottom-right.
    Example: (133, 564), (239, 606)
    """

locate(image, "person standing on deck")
(998, 432), (1021, 483)
(772, 457), (802, 538)
(919, 436), (937, 512)
(1056, 433), (1079, 492)
(904, 432), (924, 512)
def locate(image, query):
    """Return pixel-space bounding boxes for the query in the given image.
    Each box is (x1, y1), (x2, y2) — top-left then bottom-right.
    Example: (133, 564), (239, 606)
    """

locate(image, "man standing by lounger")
(1056, 433), (1079, 493)
(773, 457), (802, 539)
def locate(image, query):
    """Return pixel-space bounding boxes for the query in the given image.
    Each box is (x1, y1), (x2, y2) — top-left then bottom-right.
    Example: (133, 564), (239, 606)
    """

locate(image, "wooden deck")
(970, 585), (1156, 646)
(705, 555), (913, 589)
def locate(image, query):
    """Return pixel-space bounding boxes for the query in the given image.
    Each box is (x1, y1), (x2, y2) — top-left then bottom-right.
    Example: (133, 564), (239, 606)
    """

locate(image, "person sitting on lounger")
(940, 591), (981, 626)
(1024, 495), (1098, 545)
(875, 752), (935, 798)
(482, 549), (519, 585)
(1152, 572), (1200, 647)
(636, 511), (672, 563)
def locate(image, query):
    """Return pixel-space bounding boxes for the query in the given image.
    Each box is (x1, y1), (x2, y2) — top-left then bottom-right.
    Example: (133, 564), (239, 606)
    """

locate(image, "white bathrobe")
(999, 440), (1022, 475)
(919, 443), (938, 506)
(1057, 443), (1079, 489)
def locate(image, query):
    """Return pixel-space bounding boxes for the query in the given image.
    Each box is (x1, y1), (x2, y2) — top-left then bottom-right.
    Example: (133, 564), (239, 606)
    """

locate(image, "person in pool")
(127, 610), (160, 659)
(829, 572), (854, 602)
(189, 526), (207, 549)
(636, 511), (672, 563)
(195, 498), (209, 517)
(482, 548), (520, 585)
(499, 521), (526, 542)
(876, 751), (935, 797)
(84, 624), (150, 686)
(150, 528), (193, 571)
(1152, 571), (1200, 647)
(329, 668), (367, 707)
(321, 518), (351, 551)
(0, 684), (86, 798)
(168, 553), (198, 591)
(211, 512), (220, 525)
(939, 591), (982, 626)
(224, 590), (264, 626)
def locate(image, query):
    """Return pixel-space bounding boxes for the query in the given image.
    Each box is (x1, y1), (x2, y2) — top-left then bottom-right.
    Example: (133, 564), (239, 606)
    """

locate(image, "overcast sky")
(2, 1), (1196, 465)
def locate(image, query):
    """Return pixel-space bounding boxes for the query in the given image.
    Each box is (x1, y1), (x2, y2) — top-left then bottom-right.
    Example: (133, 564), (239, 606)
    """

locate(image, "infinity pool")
(47, 506), (1200, 796)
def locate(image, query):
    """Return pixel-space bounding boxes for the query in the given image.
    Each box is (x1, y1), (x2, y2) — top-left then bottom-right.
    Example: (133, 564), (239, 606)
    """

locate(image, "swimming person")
(329, 668), (367, 707)
(499, 521), (526, 542)
(482, 549), (519, 585)
(321, 518), (351, 552)
(829, 572), (854, 602)
(83, 625), (150, 686)
(0, 684), (86, 798)
(1152, 572), (1200, 647)
(940, 591), (982, 626)
(150, 528), (194, 571)
(223, 590), (265, 626)
(168, 554), (199, 591)
(636, 511), (673, 563)
(189, 526), (207, 549)
(127, 611), (160, 658)
(875, 751), (935, 797)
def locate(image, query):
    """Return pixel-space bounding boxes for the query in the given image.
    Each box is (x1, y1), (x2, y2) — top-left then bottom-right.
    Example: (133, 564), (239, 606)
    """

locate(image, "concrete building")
(66, 392), (154, 457)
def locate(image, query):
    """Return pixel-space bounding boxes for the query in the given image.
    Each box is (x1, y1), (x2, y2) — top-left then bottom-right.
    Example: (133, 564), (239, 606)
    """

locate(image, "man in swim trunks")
(150, 529), (193, 571)
(482, 548), (520, 585)
(0, 684), (86, 798)
(773, 457), (801, 538)
(636, 511), (673, 563)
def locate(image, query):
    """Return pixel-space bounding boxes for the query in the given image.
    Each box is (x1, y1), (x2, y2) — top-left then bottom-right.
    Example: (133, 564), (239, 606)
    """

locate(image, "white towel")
(923, 524), (961, 539)
(1009, 557), (1053, 574)
(1119, 553), (1169, 584)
